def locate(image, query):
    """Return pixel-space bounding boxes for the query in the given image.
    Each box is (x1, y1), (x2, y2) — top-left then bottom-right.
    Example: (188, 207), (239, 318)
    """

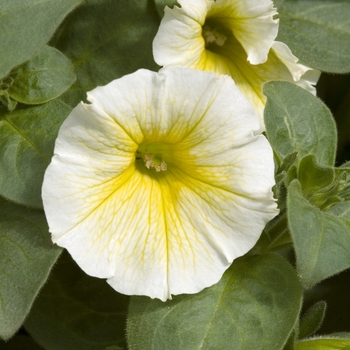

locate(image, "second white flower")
(153, 0), (320, 131)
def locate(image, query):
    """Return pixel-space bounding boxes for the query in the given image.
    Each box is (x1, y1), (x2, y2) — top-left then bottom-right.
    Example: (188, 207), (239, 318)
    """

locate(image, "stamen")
(142, 153), (167, 172)
(202, 25), (227, 47)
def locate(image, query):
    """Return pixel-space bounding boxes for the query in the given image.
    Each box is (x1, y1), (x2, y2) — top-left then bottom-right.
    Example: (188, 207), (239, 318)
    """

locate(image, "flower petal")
(193, 39), (320, 129)
(207, 0), (279, 64)
(43, 68), (278, 301)
(272, 41), (321, 88)
(153, 3), (205, 68)
(153, 0), (278, 67)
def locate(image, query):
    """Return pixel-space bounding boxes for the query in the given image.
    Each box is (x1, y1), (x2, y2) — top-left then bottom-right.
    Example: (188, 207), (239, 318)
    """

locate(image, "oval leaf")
(7, 46), (76, 105)
(0, 99), (71, 208)
(127, 254), (302, 350)
(0, 0), (82, 79)
(0, 198), (61, 340)
(24, 251), (129, 350)
(287, 180), (350, 288)
(278, 1), (350, 73)
(299, 301), (327, 339)
(264, 81), (337, 166)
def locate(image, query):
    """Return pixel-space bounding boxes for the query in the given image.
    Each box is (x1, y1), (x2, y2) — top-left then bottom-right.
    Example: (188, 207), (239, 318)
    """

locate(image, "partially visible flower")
(153, 0), (320, 131)
(42, 68), (278, 301)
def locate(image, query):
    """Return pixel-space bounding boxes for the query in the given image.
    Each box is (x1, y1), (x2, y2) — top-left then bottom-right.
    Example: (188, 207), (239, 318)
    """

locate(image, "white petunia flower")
(153, 0), (320, 131)
(42, 68), (279, 301)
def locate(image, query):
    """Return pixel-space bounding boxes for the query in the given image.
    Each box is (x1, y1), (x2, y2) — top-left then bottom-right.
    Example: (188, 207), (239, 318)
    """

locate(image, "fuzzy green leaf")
(7, 46), (75, 105)
(299, 301), (327, 339)
(25, 251), (129, 350)
(298, 155), (335, 197)
(278, 1), (350, 73)
(328, 201), (350, 221)
(296, 155), (342, 210)
(127, 254), (302, 350)
(0, 198), (61, 340)
(51, 0), (160, 106)
(296, 336), (350, 350)
(264, 81), (337, 166)
(288, 180), (350, 288)
(0, 93), (17, 111)
(0, 0), (82, 79)
(0, 100), (71, 208)
(273, 0), (285, 8)
(252, 214), (292, 254)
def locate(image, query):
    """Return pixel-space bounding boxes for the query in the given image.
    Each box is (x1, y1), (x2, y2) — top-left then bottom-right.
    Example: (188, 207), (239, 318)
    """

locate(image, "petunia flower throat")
(42, 68), (279, 301)
(202, 25), (227, 47)
(137, 143), (168, 172)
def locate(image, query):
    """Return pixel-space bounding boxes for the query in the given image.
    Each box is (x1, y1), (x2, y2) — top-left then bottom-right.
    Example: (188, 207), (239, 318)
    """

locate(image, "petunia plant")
(0, 0), (350, 349)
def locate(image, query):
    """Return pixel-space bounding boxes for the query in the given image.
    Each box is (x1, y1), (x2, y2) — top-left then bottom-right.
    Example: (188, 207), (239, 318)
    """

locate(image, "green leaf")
(287, 180), (350, 288)
(264, 81), (337, 166)
(340, 161), (350, 169)
(153, 0), (179, 18)
(277, 152), (298, 174)
(332, 333), (350, 338)
(299, 301), (327, 339)
(283, 330), (297, 350)
(0, 93), (17, 111)
(298, 155), (334, 197)
(278, 1), (350, 73)
(295, 155), (350, 210)
(52, 0), (160, 106)
(334, 168), (350, 202)
(0, 0), (83, 79)
(0, 99), (71, 208)
(273, 152), (298, 210)
(7, 46), (75, 105)
(328, 201), (350, 221)
(127, 254), (302, 350)
(296, 336), (350, 350)
(273, 0), (285, 8)
(25, 251), (129, 350)
(297, 155), (342, 210)
(0, 198), (61, 340)
(253, 214), (292, 253)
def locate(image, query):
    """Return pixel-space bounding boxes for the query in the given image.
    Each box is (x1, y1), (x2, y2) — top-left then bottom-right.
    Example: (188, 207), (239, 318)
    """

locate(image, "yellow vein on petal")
(61, 165), (137, 235)
(159, 174), (198, 266)
(156, 174), (170, 295)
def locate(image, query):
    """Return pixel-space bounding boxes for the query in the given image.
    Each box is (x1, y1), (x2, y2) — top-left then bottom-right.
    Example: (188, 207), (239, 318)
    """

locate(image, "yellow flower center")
(202, 25), (227, 47)
(137, 142), (169, 172)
